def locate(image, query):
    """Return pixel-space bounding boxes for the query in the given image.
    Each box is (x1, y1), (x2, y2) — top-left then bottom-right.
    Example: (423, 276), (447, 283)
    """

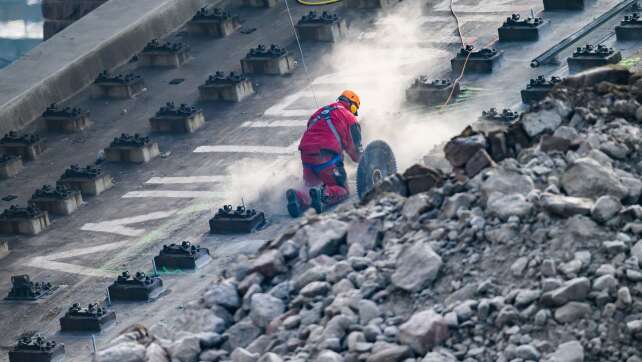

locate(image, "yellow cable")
(296, 0), (342, 5)
(441, 0), (498, 108)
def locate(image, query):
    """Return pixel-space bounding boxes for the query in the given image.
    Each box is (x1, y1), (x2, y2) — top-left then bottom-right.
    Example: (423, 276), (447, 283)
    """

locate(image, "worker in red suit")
(286, 90), (363, 217)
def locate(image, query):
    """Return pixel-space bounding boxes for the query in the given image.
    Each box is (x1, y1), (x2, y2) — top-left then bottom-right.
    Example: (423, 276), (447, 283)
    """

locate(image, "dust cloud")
(221, 156), (301, 215)
(222, 0), (475, 213)
(314, 0), (467, 170)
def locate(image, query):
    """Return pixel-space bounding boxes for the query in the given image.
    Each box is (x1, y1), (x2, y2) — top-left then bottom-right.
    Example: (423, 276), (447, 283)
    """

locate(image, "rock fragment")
(398, 310), (449, 355)
(549, 340), (584, 362)
(391, 242), (443, 292)
(561, 158), (627, 199)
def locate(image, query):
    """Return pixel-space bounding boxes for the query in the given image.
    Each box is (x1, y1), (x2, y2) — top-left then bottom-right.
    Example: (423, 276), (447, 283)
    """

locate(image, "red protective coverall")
(294, 101), (361, 209)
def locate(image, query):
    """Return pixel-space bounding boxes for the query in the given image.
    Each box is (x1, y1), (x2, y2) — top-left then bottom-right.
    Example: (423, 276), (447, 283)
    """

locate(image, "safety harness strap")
(308, 106), (343, 148)
(303, 153), (342, 173)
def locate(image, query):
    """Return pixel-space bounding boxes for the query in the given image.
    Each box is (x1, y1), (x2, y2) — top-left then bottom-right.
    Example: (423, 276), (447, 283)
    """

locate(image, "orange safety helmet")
(338, 90), (360, 116)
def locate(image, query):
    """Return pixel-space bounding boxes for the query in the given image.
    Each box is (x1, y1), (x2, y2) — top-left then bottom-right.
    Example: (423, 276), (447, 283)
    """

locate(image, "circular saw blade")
(356, 140), (397, 200)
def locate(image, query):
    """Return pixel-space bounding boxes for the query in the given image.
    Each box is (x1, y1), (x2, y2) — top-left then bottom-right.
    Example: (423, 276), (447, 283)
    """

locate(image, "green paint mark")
(103, 207), (211, 271)
(151, 266), (189, 275)
(86, 200), (220, 275)
(432, 86), (483, 112)
(619, 56), (641, 69)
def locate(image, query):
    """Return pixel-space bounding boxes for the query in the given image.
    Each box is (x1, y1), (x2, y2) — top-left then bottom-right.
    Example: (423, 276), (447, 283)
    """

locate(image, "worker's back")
(299, 101), (356, 157)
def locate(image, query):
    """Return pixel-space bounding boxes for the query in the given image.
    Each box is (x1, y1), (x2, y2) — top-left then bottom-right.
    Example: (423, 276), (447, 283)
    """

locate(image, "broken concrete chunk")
(521, 109), (562, 138)
(170, 335), (201, 362)
(252, 250), (287, 278)
(299, 281), (330, 298)
(591, 195), (622, 223)
(398, 309), (449, 355)
(441, 193), (475, 219)
(365, 344), (411, 362)
(444, 133), (487, 167)
(561, 158), (627, 200)
(549, 340), (584, 362)
(540, 135), (572, 153)
(464, 149), (495, 178)
(422, 351), (457, 362)
(258, 353), (284, 362)
(481, 167), (534, 200)
(249, 293), (285, 328)
(391, 242), (442, 292)
(487, 130), (509, 162)
(315, 350), (344, 362)
(225, 319), (262, 350)
(95, 342), (146, 362)
(401, 193), (432, 219)
(202, 282), (241, 311)
(360, 174), (409, 203)
(563, 65), (631, 88)
(540, 193), (593, 217)
(402, 164), (444, 195)
(541, 277), (591, 306)
(487, 193), (533, 220)
(297, 219), (348, 259)
(554, 302), (591, 323)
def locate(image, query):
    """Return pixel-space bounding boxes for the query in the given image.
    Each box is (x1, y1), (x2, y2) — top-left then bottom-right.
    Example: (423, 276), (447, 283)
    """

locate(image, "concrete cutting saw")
(356, 140), (397, 200)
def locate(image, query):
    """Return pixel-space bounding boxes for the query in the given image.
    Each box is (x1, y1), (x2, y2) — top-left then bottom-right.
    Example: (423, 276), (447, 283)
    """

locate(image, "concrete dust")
(317, 0), (464, 170)
(221, 157), (300, 215)
(221, 0), (471, 210)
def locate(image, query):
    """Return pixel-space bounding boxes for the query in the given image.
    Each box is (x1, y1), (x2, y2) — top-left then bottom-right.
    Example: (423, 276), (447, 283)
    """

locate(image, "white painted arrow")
(263, 91), (323, 117)
(81, 210), (178, 237)
(25, 240), (129, 278)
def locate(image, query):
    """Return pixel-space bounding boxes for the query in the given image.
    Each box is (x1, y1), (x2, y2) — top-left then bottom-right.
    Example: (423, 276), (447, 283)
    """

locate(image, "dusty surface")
(1, 0), (641, 360)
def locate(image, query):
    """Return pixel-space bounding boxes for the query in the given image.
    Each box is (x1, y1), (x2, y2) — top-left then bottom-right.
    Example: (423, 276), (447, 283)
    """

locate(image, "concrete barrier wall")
(42, 0), (109, 39)
(0, 0), (213, 135)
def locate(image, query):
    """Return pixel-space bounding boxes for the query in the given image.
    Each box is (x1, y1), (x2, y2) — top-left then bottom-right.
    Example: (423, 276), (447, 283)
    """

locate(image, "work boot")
(286, 189), (301, 218)
(309, 187), (324, 214)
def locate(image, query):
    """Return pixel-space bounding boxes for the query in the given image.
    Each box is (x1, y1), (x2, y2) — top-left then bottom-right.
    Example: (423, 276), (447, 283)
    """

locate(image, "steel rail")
(531, 0), (637, 67)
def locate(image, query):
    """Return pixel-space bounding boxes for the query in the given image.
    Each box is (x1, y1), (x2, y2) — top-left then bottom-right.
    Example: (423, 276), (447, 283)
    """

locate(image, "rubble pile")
(96, 66), (642, 362)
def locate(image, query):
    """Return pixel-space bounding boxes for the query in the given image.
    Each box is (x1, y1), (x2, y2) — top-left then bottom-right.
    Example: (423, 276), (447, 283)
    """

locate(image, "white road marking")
(376, 14), (509, 26)
(25, 241), (129, 278)
(311, 49), (449, 86)
(263, 91), (331, 117)
(433, 0), (539, 12)
(146, 176), (225, 184)
(194, 143), (298, 154)
(265, 108), (317, 118)
(27, 260), (114, 278)
(357, 32), (465, 44)
(122, 191), (224, 199)
(81, 210), (177, 236)
(241, 120), (307, 128)
(37, 240), (130, 261)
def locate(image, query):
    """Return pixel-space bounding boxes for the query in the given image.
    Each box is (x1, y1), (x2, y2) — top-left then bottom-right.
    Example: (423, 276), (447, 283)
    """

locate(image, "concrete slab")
(0, 0), (217, 134)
